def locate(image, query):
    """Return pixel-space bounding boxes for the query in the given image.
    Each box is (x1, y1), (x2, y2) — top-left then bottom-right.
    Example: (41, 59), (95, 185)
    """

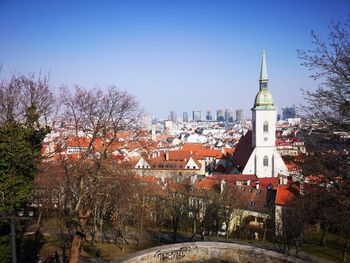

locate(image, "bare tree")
(0, 73), (56, 126)
(298, 17), (350, 262)
(56, 85), (140, 263)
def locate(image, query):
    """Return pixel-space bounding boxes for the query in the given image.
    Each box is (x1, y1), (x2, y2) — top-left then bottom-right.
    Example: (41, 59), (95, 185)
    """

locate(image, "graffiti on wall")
(154, 246), (191, 261)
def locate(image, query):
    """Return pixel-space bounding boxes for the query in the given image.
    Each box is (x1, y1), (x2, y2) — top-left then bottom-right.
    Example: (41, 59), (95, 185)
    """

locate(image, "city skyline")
(0, 0), (349, 118)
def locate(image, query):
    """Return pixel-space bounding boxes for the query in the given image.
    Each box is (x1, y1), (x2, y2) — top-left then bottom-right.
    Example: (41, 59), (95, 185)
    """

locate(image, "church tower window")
(263, 121), (268, 133)
(263, 156), (268, 166)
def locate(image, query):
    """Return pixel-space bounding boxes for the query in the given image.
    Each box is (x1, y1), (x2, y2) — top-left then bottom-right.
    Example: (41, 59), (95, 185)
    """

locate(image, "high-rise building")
(236, 109), (245, 123)
(192, 111), (201, 122)
(282, 107), (296, 120)
(170, 111), (177, 122)
(225, 108), (234, 123)
(216, 109), (224, 122)
(206, 110), (212, 121)
(183, 112), (188, 122)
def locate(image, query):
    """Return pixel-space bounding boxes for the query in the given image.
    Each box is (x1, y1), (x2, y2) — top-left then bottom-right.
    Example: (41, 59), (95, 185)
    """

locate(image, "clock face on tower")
(264, 137), (268, 141)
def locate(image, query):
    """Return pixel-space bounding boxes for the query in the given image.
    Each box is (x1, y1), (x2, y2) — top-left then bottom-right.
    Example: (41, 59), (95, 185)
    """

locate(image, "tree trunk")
(320, 224), (328, 246)
(262, 218), (268, 241)
(191, 218), (196, 241)
(158, 225), (162, 245)
(37, 209), (43, 225)
(173, 216), (179, 243)
(225, 220), (229, 239)
(69, 209), (91, 263)
(137, 219), (143, 247)
(343, 239), (350, 263)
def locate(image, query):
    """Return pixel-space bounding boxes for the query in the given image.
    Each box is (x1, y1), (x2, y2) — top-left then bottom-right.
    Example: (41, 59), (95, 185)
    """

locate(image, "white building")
(233, 51), (288, 178)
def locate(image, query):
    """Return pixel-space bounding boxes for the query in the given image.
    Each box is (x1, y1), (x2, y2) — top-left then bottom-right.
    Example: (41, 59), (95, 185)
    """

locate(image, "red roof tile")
(232, 130), (253, 172)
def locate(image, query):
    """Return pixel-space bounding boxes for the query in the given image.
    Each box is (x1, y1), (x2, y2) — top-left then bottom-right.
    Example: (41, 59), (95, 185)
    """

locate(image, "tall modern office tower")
(236, 109), (245, 123)
(170, 111), (177, 122)
(282, 107), (296, 120)
(206, 110), (213, 121)
(183, 112), (189, 122)
(225, 108), (234, 123)
(216, 109), (224, 122)
(192, 111), (201, 122)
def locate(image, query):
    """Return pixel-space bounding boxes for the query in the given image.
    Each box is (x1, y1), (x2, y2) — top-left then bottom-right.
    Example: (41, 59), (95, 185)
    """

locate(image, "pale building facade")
(242, 51), (288, 178)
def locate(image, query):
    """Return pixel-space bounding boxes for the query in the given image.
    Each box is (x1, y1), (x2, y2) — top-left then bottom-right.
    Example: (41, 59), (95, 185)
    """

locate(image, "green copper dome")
(254, 89), (275, 109)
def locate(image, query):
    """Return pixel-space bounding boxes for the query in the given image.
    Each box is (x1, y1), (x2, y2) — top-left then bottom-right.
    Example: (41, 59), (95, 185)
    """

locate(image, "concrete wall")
(112, 242), (308, 263)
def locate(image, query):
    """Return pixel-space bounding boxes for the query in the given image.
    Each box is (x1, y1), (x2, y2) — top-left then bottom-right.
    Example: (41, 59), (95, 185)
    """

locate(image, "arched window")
(263, 156), (268, 166)
(263, 121), (268, 133)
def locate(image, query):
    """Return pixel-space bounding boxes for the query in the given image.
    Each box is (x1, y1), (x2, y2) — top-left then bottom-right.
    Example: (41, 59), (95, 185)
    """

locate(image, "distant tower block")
(170, 110), (177, 122)
(192, 111), (201, 122)
(206, 110), (213, 121)
(183, 112), (189, 122)
(236, 109), (245, 123)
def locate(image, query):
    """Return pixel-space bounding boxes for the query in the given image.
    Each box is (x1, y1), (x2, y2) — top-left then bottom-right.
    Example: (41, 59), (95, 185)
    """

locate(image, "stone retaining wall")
(112, 242), (309, 263)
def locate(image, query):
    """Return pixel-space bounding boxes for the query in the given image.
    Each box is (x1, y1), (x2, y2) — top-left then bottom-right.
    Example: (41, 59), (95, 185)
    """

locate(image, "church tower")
(240, 50), (288, 178)
(252, 50), (276, 147)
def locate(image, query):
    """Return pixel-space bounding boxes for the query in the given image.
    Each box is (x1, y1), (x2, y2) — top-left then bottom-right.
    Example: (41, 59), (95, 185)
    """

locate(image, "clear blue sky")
(0, 0), (349, 119)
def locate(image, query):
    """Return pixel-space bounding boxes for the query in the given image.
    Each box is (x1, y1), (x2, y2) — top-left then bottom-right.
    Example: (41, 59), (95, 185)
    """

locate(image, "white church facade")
(233, 51), (288, 178)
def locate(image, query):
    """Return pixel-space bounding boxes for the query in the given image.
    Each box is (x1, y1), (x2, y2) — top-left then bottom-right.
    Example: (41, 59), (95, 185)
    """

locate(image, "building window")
(263, 156), (268, 166)
(263, 121), (268, 133)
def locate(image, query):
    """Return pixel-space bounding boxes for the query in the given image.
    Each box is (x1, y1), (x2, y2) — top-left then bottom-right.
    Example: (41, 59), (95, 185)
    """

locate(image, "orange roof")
(147, 150), (202, 170)
(194, 177), (219, 191)
(182, 143), (205, 151)
(275, 184), (299, 206)
(258, 177), (279, 188)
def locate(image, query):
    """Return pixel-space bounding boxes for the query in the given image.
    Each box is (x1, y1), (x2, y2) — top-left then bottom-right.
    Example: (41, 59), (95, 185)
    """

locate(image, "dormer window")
(263, 121), (268, 133)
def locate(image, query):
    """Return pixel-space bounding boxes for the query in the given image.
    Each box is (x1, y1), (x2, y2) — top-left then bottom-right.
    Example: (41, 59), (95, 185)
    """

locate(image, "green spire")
(254, 50), (275, 110)
(259, 49), (268, 82)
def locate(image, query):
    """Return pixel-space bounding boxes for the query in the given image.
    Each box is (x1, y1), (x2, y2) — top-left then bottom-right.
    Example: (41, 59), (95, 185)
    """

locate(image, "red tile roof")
(232, 130), (253, 172)
(275, 183), (299, 206)
(258, 177), (279, 188)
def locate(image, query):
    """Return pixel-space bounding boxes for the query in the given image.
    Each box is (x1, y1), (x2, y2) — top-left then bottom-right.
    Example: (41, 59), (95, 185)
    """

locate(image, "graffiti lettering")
(154, 246), (191, 261)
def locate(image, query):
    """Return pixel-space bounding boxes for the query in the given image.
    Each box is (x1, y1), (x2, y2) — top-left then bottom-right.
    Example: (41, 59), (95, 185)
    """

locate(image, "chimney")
(256, 181), (260, 190)
(220, 179), (226, 194)
(191, 174), (197, 185)
(279, 175), (288, 186)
